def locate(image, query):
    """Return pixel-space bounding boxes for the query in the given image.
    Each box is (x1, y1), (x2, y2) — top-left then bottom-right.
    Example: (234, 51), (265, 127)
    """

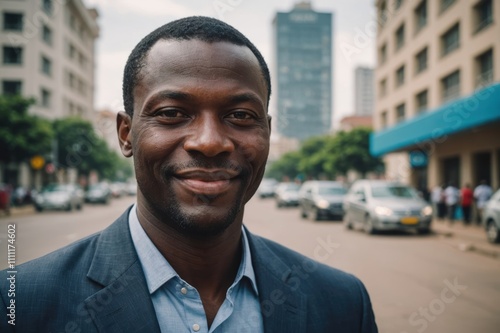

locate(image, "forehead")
(136, 39), (267, 100)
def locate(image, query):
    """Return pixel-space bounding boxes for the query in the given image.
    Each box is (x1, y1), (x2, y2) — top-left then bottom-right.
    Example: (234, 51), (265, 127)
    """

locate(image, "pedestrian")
(460, 183), (473, 225)
(0, 17), (377, 333)
(444, 182), (460, 224)
(431, 184), (446, 219)
(474, 180), (493, 225)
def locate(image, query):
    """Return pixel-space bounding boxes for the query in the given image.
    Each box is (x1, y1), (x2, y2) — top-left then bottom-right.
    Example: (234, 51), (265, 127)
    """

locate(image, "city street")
(1, 196), (500, 333)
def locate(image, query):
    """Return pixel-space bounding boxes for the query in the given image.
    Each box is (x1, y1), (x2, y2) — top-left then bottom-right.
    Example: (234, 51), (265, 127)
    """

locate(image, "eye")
(227, 111), (253, 120)
(155, 109), (188, 118)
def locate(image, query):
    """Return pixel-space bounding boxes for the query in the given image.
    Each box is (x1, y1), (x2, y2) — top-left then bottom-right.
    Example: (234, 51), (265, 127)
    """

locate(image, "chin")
(173, 205), (242, 238)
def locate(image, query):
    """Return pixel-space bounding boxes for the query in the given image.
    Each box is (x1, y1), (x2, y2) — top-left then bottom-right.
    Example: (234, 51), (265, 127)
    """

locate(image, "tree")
(0, 95), (54, 164)
(324, 127), (384, 177)
(265, 151), (302, 181)
(297, 136), (331, 178)
(52, 117), (132, 180)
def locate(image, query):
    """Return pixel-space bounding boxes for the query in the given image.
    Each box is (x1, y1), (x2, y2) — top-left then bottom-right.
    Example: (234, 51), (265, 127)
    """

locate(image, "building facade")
(1, 0), (99, 120)
(1, 0), (99, 187)
(273, 1), (333, 141)
(354, 66), (375, 116)
(371, 0), (500, 191)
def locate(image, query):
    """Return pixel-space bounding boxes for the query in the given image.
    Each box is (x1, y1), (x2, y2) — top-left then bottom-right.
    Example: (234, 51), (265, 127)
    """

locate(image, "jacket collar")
(246, 227), (307, 333)
(84, 206), (161, 333)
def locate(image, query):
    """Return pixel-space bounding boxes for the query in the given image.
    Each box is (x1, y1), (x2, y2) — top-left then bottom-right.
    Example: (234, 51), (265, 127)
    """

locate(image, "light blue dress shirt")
(129, 205), (264, 333)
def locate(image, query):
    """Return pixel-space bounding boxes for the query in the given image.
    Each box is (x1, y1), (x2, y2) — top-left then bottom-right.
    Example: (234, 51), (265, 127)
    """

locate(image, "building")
(1, 0), (99, 187)
(339, 115), (373, 132)
(1, 0), (99, 120)
(354, 66), (375, 116)
(371, 0), (500, 191)
(273, 1), (333, 141)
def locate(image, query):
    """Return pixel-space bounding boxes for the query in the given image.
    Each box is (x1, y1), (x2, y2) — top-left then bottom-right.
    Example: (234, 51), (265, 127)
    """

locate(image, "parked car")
(257, 178), (278, 198)
(299, 181), (347, 221)
(34, 183), (84, 212)
(126, 182), (138, 196)
(483, 189), (500, 243)
(275, 182), (301, 207)
(110, 182), (127, 198)
(343, 180), (433, 234)
(85, 183), (112, 204)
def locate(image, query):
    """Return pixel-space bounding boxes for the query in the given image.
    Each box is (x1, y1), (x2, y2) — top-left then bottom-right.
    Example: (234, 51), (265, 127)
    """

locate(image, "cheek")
(132, 126), (181, 170)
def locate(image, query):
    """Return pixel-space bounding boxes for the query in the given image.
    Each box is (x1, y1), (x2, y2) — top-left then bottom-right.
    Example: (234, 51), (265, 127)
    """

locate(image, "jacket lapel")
(246, 229), (307, 333)
(83, 208), (161, 333)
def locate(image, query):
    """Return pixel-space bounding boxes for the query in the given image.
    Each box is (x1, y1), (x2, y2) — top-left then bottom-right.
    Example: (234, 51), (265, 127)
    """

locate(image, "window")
(3, 13), (23, 31)
(473, 0), (493, 34)
(381, 111), (388, 129)
(415, 90), (428, 114)
(414, 0), (427, 33)
(396, 65), (405, 87)
(395, 0), (404, 10)
(395, 23), (405, 51)
(441, 23), (460, 56)
(379, 43), (387, 65)
(475, 49), (493, 87)
(42, 0), (53, 15)
(41, 88), (51, 108)
(396, 103), (406, 123)
(379, 78), (387, 97)
(442, 70), (460, 102)
(3, 46), (23, 64)
(440, 0), (455, 13)
(379, 1), (388, 27)
(42, 25), (52, 45)
(2, 80), (22, 95)
(41, 56), (52, 76)
(415, 47), (428, 74)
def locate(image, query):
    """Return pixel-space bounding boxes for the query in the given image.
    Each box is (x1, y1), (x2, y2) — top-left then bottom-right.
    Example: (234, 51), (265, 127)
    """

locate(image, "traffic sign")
(30, 155), (45, 170)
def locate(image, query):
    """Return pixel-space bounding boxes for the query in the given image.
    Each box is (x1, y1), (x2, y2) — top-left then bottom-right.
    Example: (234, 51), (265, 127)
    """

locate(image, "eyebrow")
(143, 90), (265, 112)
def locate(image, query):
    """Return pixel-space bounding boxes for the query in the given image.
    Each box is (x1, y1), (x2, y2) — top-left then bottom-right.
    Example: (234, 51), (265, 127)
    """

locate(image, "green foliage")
(267, 127), (384, 180)
(52, 117), (132, 180)
(0, 95), (54, 163)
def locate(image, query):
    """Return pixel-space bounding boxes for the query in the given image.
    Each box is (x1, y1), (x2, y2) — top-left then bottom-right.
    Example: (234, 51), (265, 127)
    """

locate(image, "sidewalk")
(0, 205), (35, 219)
(432, 218), (500, 260)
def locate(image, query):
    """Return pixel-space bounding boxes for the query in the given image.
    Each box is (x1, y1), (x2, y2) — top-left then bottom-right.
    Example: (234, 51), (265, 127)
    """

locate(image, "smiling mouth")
(174, 169), (240, 195)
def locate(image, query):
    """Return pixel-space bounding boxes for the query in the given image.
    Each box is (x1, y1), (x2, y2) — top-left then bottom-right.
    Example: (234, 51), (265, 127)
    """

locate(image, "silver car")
(299, 181), (347, 221)
(275, 182), (301, 207)
(34, 184), (84, 212)
(483, 189), (500, 243)
(343, 180), (433, 234)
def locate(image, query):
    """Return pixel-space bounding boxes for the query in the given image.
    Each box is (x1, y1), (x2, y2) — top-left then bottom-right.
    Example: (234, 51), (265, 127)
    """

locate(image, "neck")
(136, 202), (244, 295)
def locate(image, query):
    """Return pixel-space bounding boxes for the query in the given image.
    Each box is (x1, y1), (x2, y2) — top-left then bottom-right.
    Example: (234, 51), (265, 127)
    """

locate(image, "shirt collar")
(128, 204), (259, 295)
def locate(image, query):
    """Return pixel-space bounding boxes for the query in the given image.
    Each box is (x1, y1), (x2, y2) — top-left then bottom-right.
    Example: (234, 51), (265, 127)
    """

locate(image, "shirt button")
(192, 324), (200, 331)
(180, 287), (188, 295)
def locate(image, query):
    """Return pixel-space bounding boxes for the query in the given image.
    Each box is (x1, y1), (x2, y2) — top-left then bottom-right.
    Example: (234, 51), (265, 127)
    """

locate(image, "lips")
(174, 168), (240, 195)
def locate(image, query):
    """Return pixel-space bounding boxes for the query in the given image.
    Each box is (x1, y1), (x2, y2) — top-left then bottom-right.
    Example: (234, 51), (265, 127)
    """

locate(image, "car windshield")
(371, 185), (418, 198)
(89, 184), (105, 190)
(281, 183), (300, 192)
(318, 186), (347, 195)
(42, 184), (69, 193)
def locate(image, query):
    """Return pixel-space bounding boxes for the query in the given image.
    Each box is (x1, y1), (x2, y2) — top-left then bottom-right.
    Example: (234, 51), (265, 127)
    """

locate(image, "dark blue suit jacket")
(1, 207), (377, 332)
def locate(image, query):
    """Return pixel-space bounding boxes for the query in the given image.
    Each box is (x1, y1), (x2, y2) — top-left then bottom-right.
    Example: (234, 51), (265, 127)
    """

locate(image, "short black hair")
(122, 16), (271, 116)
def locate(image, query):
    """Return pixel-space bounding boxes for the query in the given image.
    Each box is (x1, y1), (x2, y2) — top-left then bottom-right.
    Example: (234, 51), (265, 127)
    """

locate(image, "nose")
(183, 113), (235, 157)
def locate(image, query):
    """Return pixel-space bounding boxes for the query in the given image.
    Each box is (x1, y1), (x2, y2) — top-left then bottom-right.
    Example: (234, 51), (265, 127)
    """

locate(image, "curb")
(433, 227), (500, 260)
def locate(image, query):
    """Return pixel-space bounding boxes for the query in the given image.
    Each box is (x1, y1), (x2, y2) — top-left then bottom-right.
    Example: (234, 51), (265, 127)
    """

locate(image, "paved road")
(1, 196), (499, 333)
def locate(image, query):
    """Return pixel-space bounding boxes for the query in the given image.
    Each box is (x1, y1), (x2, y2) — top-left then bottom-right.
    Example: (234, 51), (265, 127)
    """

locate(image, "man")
(444, 182), (460, 224)
(474, 180), (493, 224)
(1, 17), (377, 332)
(460, 183), (473, 225)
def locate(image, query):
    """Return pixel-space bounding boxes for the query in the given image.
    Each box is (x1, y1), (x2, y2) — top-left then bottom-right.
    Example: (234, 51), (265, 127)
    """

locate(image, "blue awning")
(370, 83), (500, 157)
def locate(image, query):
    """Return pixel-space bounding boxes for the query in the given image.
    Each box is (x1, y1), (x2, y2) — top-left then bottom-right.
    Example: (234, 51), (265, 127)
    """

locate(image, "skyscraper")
(273, 1), (333, 141)
(354, 66), (374, 116)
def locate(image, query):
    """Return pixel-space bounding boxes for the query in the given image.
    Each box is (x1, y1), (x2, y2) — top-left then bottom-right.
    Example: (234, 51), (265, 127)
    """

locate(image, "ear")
(117, 111), (133, 157)
(267, 114), (272, 137)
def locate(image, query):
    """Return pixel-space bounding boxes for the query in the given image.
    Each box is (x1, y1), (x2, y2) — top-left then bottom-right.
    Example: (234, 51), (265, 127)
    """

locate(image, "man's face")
(119, 39), (270, 236)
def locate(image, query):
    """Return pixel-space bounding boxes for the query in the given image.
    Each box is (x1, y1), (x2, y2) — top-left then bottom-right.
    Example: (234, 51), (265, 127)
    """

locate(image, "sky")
(84, 0), (376, 130)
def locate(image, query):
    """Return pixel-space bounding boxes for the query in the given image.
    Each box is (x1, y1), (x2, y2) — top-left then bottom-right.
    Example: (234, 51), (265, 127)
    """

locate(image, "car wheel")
(309, 207), (320, 221)
(364, 215), (377, 234)
(417, 228), (430, 235)
(35, 205), (43, 212)
(486, 220), (500, 243)
(344, 214), (353, 230)
(66, 203), (73, 211)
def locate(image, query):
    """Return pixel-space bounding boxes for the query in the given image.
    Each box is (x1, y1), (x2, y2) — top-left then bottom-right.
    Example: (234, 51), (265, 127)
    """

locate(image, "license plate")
(401, 217), (419, 225)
